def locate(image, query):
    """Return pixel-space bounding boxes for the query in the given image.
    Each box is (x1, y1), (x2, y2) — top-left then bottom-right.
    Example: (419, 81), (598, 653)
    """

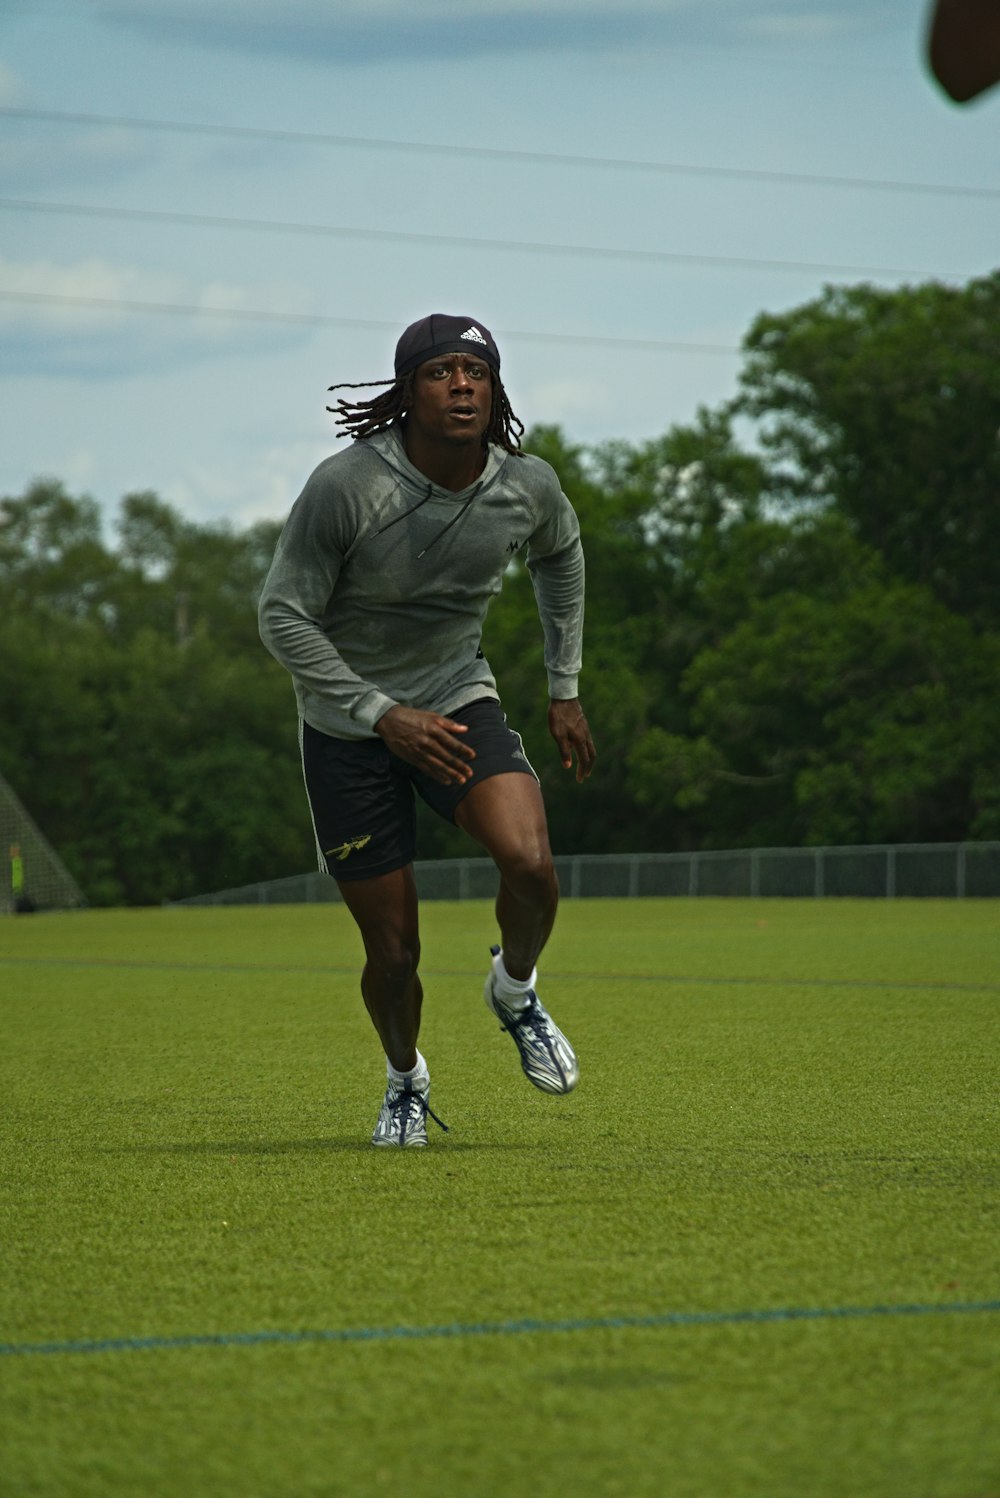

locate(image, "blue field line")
(2, 1300), (998, 1360)
(1, 955), (997, 995)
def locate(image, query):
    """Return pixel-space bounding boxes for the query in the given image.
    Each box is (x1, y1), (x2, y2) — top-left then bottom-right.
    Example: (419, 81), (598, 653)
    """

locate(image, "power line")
(2, 104), (998, 202)
(0, 196), (961, 282)
(0, 289), (743, 355)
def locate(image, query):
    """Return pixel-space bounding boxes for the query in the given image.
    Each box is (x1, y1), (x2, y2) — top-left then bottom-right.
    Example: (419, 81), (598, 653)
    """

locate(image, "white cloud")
(92, 0), (895, 60)
(163, 437), (332, 527)
(89, 0), (741, 64)
(527, 377), (616, 431)
(0, 61), (30, 105)
(100, 0), (686, 19)
(60, 446), (101, 492)
(747, 10), (858, 43)
(0, 255), (152, 326)
(0, 255), (210, 327)
(0, 256), (319, 375)
(0, 124), (155, 189)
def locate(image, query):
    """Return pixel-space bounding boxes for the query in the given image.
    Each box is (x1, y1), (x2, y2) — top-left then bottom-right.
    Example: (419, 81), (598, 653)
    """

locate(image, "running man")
(259, 313), (595, 1146)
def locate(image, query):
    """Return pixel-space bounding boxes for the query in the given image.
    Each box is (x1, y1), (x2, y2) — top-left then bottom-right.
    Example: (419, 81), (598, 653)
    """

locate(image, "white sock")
(492, 950), (536, 1013)
(387, 1050), (429, 1089)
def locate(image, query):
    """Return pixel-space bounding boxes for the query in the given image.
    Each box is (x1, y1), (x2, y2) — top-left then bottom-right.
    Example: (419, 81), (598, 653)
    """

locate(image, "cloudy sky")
(1, 1), (997, 532)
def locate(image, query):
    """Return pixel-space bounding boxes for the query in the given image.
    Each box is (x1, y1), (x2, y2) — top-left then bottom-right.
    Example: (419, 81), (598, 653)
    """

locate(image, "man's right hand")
(375, 705), (476, 785)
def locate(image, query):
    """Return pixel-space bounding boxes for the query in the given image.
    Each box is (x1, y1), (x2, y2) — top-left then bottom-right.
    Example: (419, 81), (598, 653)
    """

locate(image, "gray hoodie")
(258, 424), (585, 740)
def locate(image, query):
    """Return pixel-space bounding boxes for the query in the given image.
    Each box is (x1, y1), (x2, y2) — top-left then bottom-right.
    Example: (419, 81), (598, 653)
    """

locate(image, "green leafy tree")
(474, 416), (771, 856)
(114, 491), (282, 649)
(738, 272), (1000, 628)
(629, 579), (1000, 848)
(6, 269), (1000, 900)
(0, 484), (307, 903)
(0, 479), (118, 618)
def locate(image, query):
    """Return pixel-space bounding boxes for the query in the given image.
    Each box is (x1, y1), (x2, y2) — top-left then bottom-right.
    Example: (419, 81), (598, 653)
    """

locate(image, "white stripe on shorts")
(298, 717), (330, 876)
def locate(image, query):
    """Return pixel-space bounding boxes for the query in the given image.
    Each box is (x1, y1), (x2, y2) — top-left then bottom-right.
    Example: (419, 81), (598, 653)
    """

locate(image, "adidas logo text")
(461, 326), (488, 345)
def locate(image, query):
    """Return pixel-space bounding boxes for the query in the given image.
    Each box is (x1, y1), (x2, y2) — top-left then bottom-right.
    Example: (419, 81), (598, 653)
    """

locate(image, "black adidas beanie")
(394, 313), (501, 378)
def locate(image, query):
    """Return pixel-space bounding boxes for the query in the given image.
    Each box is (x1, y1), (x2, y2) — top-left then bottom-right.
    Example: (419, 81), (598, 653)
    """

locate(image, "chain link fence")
(170, 841), (1000, 907)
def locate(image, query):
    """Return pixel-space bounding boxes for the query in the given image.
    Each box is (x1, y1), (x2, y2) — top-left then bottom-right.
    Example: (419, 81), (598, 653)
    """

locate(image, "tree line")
(3, 273), (999, 906)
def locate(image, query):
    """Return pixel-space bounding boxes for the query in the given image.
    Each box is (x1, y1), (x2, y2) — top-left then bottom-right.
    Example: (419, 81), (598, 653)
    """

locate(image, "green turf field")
(1, 897), (998, 1498)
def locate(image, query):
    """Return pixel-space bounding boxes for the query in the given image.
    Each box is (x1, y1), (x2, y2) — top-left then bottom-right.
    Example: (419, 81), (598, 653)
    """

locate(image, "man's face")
(408, 353), (493, 449)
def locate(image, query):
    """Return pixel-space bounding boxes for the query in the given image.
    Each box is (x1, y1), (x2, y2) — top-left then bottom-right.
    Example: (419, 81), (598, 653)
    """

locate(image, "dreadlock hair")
(326, 370), (525, 456)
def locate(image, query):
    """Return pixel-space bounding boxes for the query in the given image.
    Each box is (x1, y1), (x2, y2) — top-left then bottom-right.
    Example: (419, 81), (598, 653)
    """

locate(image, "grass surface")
(1, 897), (998, 1497)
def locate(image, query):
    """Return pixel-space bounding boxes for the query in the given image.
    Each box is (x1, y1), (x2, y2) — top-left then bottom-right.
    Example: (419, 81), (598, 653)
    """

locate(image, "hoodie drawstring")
(374, 481), (483, 560)
(417, 483), (482, 559)
(375, 482), (435, 538)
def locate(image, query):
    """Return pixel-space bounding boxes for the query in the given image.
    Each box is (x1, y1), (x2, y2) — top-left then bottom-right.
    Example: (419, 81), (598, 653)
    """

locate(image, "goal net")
(0, 770), (86, 913)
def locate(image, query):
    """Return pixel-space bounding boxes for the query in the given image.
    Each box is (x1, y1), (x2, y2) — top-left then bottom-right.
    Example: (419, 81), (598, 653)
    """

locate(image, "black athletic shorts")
(300, 697), (538, 883)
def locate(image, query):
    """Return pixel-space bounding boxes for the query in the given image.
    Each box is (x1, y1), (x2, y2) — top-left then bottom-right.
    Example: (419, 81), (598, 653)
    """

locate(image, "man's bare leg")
(456, 772), (558, 978)
(456, 773), (578, 1093)
(337, 864), (449, 1145)
(336, 864), (422, 1072)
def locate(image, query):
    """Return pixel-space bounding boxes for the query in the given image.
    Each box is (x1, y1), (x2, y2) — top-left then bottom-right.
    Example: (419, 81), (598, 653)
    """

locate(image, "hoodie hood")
(365, 422), (509, 503)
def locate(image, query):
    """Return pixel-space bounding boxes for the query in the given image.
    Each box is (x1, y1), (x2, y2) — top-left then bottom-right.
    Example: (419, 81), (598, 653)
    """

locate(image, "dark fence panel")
(168, 843), (1000, 907)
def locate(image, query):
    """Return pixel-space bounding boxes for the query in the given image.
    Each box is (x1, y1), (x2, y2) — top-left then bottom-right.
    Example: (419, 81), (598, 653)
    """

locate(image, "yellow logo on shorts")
(325, 834), (373, 861)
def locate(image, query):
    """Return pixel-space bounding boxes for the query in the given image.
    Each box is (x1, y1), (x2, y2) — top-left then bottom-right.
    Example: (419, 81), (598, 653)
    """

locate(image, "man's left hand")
(548, 698), (596, 783)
